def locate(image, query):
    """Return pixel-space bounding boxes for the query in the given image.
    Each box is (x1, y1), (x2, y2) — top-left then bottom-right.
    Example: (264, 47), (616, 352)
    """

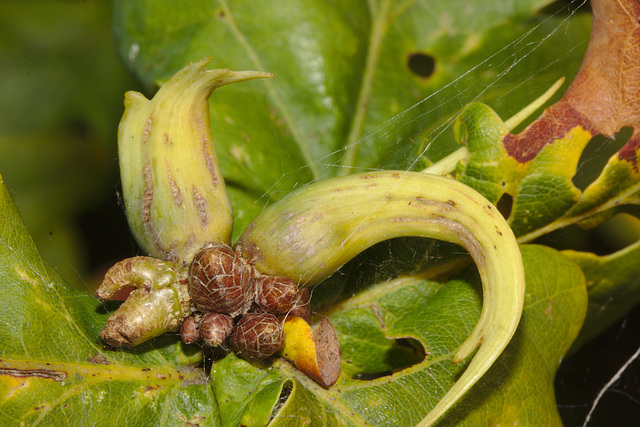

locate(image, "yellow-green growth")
(118, 57), (272, 262)
(236, 171), (525, 425)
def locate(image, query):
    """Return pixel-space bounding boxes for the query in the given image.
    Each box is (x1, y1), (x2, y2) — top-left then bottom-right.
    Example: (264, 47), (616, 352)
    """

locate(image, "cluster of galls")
(180, 243), (310, 360)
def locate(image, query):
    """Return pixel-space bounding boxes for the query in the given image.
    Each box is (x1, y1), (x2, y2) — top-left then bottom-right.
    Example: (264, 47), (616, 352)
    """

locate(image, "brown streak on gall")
(409, 197), (456, 211)
(201, 133), (220, 187)
(142, 114), (153, 143)
(142, 159), (154, 225)
(141, 158), (164, 255)
(192, 186), (208, 227)
(165, 158), (184, 206)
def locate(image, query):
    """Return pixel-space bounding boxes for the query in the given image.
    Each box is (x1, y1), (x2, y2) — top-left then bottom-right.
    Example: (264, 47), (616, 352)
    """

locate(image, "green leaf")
(0, 176), (216, 426)
(210, 354), (285, 427)
(453, 101), (640, 242)
(267, 245), (586, 426)
(112, 0), (590, 236)
(563, 239), (640, 352)
(437, 245), (587, 425)
(453, 0), (640, 245)
(2, 0), (615, 425)
(1, 171), (587, 425)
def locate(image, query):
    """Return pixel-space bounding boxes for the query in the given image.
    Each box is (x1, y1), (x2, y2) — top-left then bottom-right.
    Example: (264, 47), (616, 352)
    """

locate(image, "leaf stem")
(0, 357), (206, 385)
(340, 0), (392, 174)
(516, 180), (640, 243)
(420, 147), (470, 176)
(504, 77), (565, 131)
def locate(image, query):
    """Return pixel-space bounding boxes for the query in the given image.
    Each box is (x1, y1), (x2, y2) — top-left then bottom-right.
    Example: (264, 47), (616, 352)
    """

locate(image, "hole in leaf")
(407, 52), (436, 79)
(273, 381), (292, 413)
(572, 127), (632, 191)
(496, 192), (514, 220)
(351, 337), (426, 381)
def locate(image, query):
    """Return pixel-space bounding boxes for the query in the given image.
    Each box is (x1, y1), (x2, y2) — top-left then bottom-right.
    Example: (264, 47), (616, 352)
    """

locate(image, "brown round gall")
(255, 275), (299, 314)
(188, 243), (255, 317)
(199, 312), (234, 347)
(180, 315), (200, 344)
(231, 313), (284, 360)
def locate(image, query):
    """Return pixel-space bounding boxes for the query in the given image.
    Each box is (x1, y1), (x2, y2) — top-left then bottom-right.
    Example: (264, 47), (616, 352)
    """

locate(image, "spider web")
(19, 0), (639, 424)
(222, 0), (640, 424)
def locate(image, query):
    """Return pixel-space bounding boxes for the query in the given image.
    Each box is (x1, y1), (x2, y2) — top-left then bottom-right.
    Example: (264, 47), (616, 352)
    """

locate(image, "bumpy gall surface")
(231, 313), (284, 359)
(188, 243), (254, 316)
(180, 315), (200, 344)
(200, 312), (234, 347)
(255, 275), (299, 314)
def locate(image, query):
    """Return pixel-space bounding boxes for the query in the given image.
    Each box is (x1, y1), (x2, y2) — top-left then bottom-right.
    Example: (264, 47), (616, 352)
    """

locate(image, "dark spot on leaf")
(185, 415), (206, 427)
(86, 353), (110, 365)
(144, 384), (164, 394)
(407, 52), (436, 79)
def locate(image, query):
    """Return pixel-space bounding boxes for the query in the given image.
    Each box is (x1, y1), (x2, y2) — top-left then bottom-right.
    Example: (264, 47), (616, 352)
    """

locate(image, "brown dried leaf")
(280, 316), (341, 387)
(504, 0), (640, 165)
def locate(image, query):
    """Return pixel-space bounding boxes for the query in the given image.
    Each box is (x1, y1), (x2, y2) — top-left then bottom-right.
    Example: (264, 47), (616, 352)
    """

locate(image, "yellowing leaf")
(280, 316), (341, 387)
